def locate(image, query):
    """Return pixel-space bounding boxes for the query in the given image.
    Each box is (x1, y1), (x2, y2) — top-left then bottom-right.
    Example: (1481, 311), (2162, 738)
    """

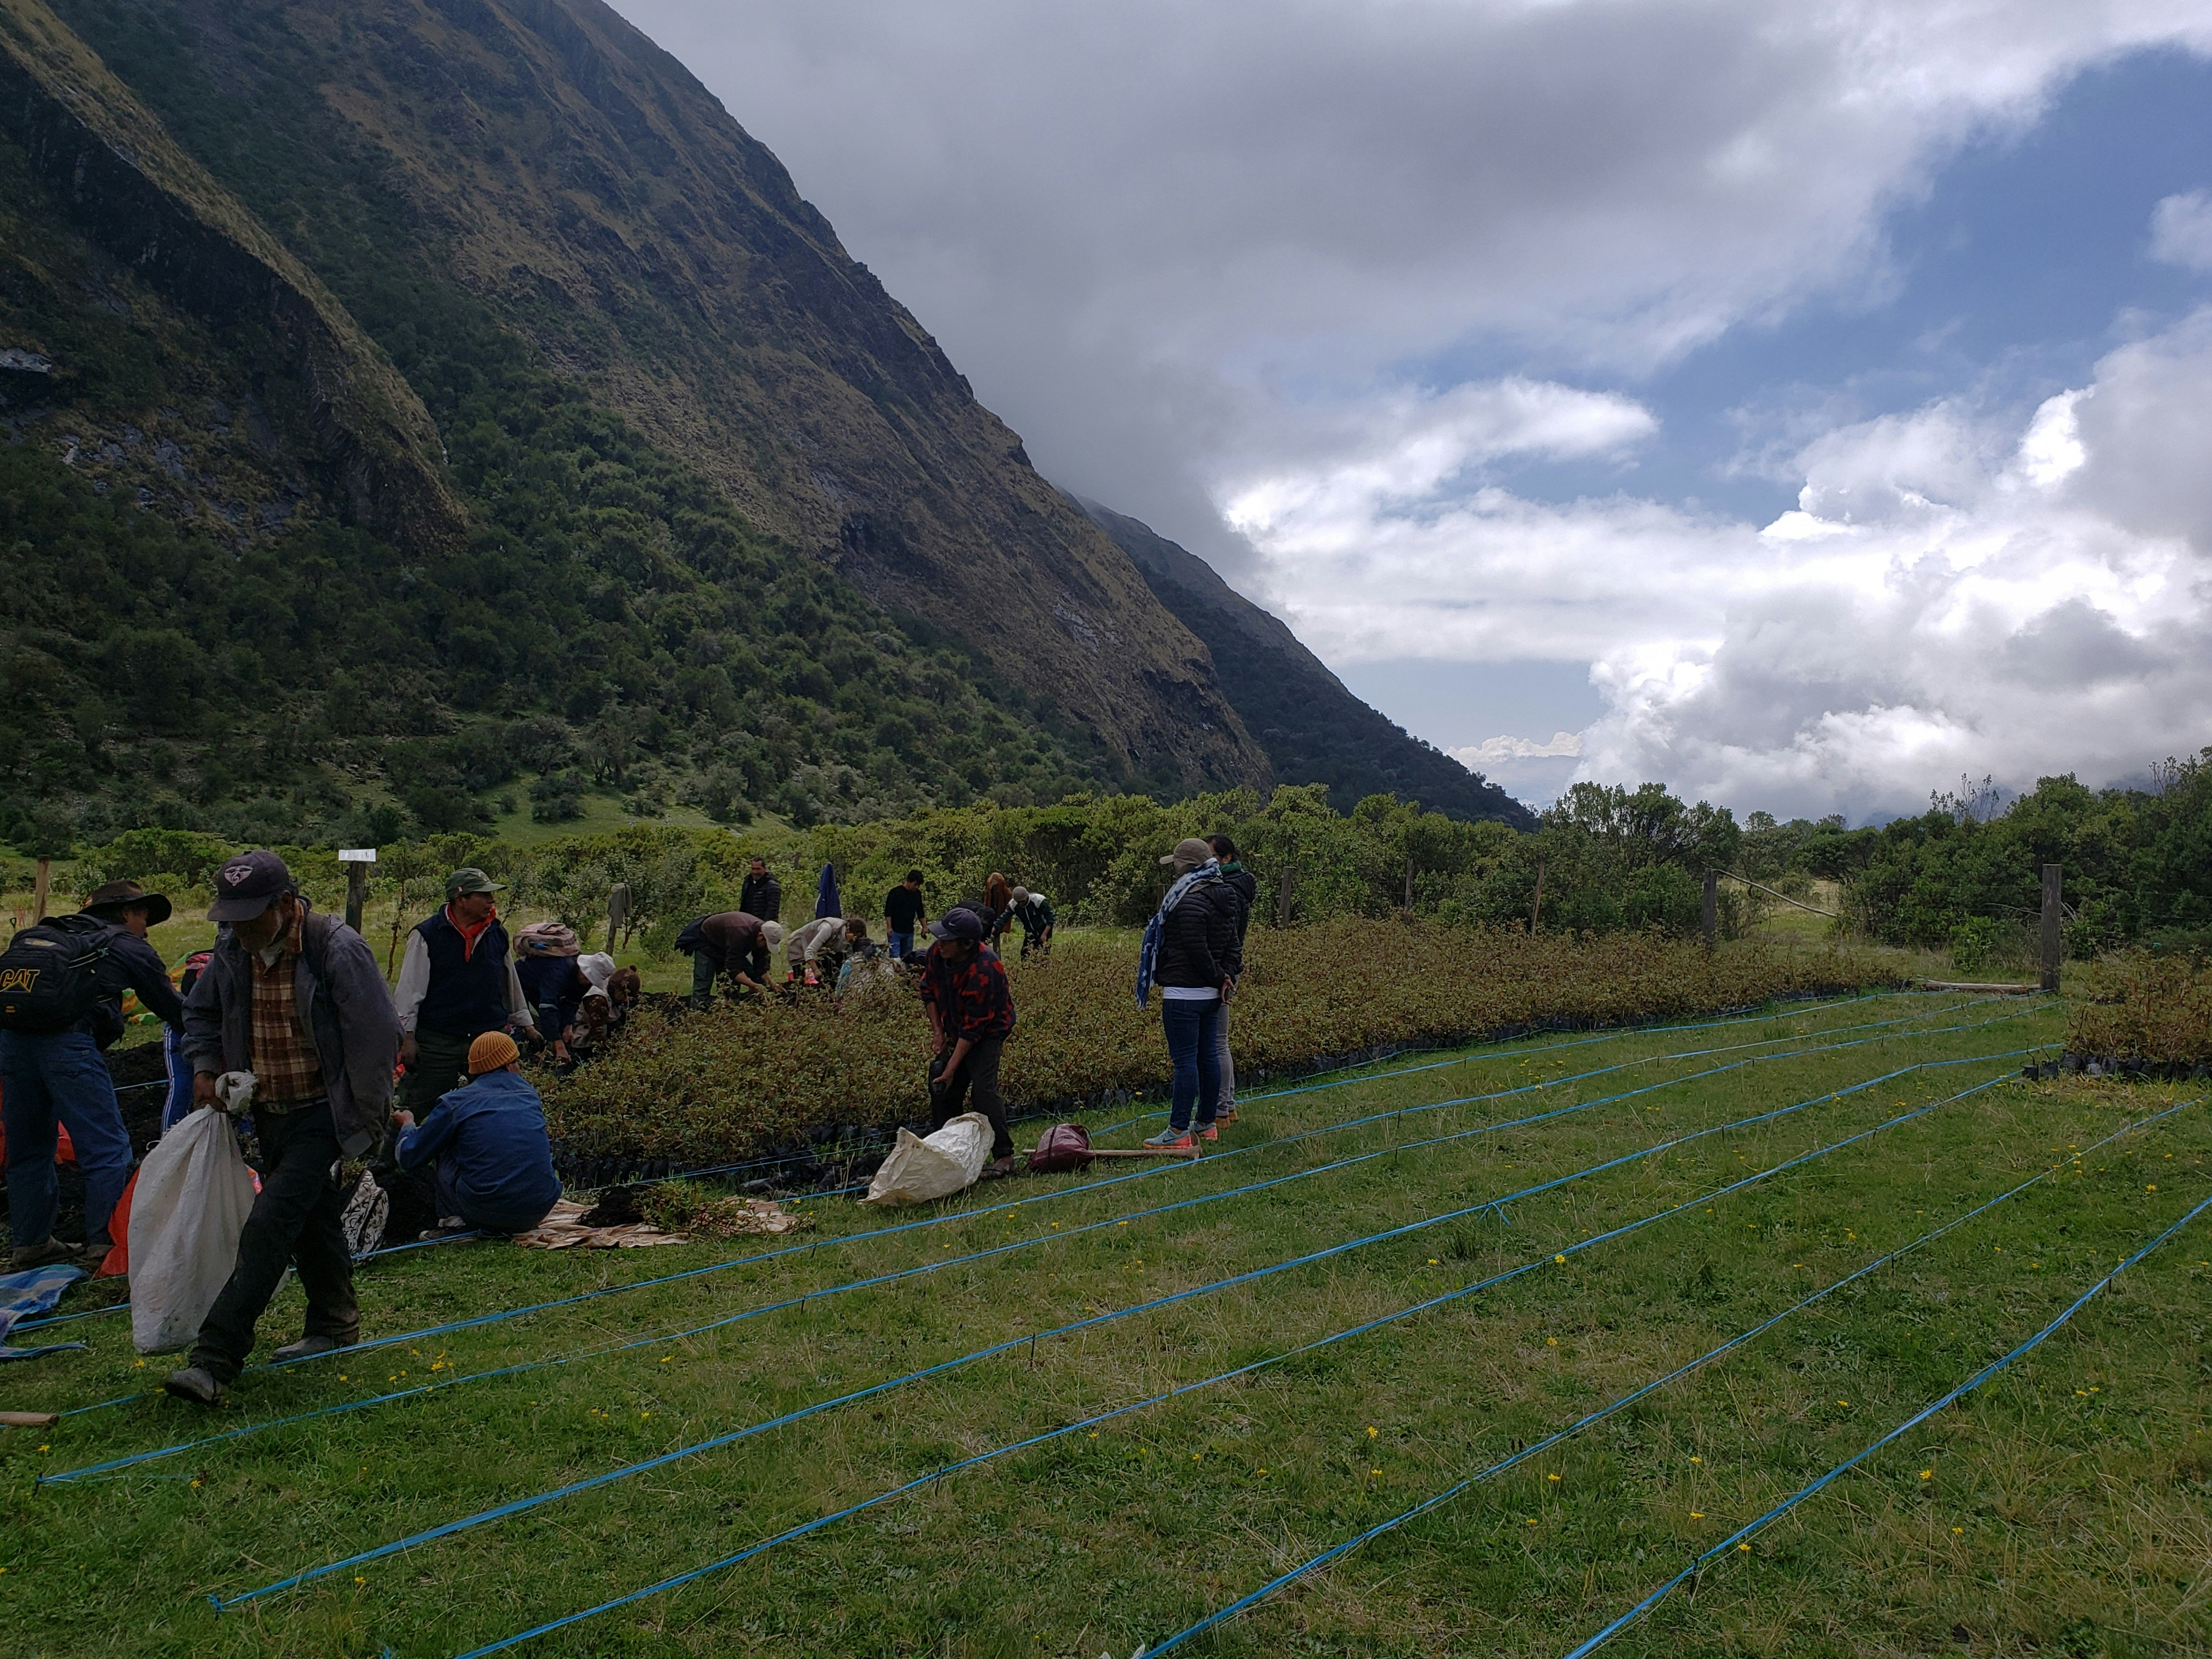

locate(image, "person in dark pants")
(883, 870), (926, 961)
(917, 908), (1016, 1176)
(391, 868), (536, 1129)
(1206, 836), (1258, 1124)
(513, 922), (585, 1064)
(1006, 887), (1056, 960)
(392, 1032), (562, 1234)
(165, 851), (400, 1406)
(676, 912), (784, 1008)
(1, 880), (184, 1268)
(738, 858), (783, 931)
(1140, 838), (1242, 1149)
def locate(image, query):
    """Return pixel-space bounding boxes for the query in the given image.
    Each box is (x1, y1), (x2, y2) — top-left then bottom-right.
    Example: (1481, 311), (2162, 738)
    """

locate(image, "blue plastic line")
(1142, 1093), (2207, 1654)
(9, 993), (1948, 1343)
(40, 1012), (2013, 1481)
(209, 1040), (2032, 1609)
(1557, 1181), (2212, 1659)
(50, 1006), (2030, 1453)
(439, 1060), (2104, 1657)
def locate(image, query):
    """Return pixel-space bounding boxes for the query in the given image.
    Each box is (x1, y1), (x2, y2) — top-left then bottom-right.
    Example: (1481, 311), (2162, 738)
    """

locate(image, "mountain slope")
(1079, 499), (1534, 827)
(43, 0), (1264, 792)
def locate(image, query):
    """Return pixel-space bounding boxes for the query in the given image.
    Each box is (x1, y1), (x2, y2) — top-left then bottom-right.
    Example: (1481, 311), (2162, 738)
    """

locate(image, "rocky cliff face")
(40, 0), (1263, 789)
(0, 0), (464, 552)
(1079, 499), (1534, 827)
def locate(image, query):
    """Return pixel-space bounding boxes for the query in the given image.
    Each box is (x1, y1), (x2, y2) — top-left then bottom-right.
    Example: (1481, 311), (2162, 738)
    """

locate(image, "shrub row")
(539, 923), (1900, 1167)
(2066, 955), (2212, 1065)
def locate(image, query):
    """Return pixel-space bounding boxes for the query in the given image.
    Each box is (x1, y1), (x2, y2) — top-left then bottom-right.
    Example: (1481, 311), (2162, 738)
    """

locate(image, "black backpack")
(0, 914), (115, 1034)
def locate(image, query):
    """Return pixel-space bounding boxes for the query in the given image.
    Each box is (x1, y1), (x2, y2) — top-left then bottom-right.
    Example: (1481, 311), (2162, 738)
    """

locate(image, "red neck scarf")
(445, 902), (498, 960)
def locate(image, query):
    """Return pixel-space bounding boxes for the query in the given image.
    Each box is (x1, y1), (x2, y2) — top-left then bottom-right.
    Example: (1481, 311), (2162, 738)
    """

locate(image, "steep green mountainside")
(1078, 499), (1535, 827)
(0, 0), (1130, 847)
(42, 0), (1263, 792)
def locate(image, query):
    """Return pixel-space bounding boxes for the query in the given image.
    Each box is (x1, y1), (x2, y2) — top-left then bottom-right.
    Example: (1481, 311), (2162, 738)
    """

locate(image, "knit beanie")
(468, 1030), (522, 1075)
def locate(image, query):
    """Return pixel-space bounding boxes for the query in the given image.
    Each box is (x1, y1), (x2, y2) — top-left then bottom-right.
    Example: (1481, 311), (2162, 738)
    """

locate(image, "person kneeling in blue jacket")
(392, 1031), (562, 1234)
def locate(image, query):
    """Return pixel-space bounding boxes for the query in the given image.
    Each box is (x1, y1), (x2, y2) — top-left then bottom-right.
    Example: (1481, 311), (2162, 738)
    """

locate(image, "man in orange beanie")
(391, 1030), (562, 1235)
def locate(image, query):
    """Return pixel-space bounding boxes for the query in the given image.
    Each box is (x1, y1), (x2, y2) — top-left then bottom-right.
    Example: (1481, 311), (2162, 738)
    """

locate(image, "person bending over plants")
(916, 908), (1016, 1177)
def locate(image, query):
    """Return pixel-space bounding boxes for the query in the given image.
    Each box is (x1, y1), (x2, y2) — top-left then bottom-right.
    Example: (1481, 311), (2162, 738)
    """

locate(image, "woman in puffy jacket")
(1143, 838), (1244, 1148)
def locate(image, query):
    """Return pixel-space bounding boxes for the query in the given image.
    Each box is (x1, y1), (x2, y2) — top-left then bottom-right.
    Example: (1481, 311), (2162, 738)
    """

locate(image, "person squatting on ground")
(513, 922), (585, 1064)
(392, 868), (537, 1133)
(1206, 836), (1257, 1125)
(165, 851), (400, 1405)
(677, 910), (785, 1008)
(0, 880), (185, 1269)
(572, 953), (638, 1056)
(917, 907), (1017, 1176)
(1138, 838), (1242, 1149)
(883, 870), (926, 961)
(1006, 886), (1055, 960)
(738, 857), (783, 930)
(391, 1031), (562, 1235)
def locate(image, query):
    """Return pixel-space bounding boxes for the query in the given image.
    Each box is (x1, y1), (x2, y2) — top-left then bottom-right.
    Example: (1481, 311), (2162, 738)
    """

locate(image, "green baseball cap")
(444, 866), (505, 896)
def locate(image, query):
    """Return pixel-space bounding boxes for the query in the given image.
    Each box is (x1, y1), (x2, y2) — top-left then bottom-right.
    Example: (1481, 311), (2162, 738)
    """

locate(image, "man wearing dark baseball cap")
(391, 867), (537, 1128)
(0, 880), (184, 1269)
(167, 851), (399, 1404)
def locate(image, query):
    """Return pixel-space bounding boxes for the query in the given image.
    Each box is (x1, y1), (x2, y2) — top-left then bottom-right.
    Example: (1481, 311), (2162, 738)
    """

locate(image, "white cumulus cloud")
(2149, 190), (2212, 270)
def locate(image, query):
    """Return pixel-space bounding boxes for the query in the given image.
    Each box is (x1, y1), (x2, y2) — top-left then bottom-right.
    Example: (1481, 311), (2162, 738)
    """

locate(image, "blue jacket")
(395, 1069), (562, 1233)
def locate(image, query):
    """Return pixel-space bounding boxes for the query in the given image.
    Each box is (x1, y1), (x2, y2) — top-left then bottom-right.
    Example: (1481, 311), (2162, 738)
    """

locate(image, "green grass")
(5, 992), (2208, 1659)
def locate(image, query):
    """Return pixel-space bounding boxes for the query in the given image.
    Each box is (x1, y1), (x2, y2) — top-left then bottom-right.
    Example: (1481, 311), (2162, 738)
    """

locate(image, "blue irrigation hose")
(38, 1011), (2018, 1481)
(12, 992), (1956, 1342)
(437, 1059), (2111, 1658)
(1141, 1093), (2207, 1654)
(1557, 1180), (2212, 1659)
(208, 1041), (2032, 1609)
(60, 996), (2004, 1412)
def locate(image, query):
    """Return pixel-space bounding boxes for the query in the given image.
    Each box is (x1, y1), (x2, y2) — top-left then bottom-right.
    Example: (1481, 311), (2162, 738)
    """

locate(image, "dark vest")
(413, 910), (512, 1039)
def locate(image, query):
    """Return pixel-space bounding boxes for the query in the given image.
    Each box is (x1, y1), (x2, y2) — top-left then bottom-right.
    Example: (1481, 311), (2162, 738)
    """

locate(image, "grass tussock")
(542, 923), (1900, 1163)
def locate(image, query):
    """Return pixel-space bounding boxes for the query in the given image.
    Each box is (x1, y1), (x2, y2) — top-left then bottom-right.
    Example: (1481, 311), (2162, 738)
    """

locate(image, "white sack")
(861, 1112), (993, 1206)
(129, 1107), (258, 1353)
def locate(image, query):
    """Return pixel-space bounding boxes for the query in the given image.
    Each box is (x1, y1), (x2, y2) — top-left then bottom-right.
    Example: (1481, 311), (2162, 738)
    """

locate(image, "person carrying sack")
(916, 908), (1017, 1177)
(0, 880), (185, 1268)
(1136, 838), (1242, 1149)
(164, 851), (399, 1406)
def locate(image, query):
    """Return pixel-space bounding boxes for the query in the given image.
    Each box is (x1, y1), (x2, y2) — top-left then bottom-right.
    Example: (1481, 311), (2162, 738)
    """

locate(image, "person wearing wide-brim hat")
(391, 867), (538, 1132)
(1, 881), (185, 1269)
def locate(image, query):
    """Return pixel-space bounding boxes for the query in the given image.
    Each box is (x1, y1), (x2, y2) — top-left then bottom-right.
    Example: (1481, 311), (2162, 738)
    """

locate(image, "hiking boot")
(1215, 1107), (1238, 1124)
(1143, 1127), (1194, 1150)
(8, 1237), (82, 1271)
(273, 1334), (353, 1363)
(164, 1366), (226, 1406)
(1196, 1121), (1219, 1142)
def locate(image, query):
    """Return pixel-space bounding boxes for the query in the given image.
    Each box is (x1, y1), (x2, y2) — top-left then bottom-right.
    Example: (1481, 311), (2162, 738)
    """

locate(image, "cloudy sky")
(614, 0), (2212, 817)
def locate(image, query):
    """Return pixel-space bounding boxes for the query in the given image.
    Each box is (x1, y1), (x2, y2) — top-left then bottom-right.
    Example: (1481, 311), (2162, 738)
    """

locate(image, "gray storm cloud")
(613, 0), (2212, 812)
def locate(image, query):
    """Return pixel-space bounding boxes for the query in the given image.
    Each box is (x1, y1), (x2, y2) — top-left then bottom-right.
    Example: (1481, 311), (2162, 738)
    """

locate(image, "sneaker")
(163, 1366), (226, 1406)
(1196, 1122), (1218, 1142)
(273, 1334), (353, 1363)
(8, 1237), (83, 1271)
(1143, 1127), (1194, 1150)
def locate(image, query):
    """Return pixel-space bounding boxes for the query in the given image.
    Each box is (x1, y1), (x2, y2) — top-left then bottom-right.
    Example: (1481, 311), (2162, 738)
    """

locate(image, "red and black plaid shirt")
(921, 945), (1015, 1041)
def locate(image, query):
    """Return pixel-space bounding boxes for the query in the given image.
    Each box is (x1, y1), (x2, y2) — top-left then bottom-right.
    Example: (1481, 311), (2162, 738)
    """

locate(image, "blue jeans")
(1161, 997), (1222, 1132)
(1, 1027), (134, 1249)
(887, 930), (914, 962)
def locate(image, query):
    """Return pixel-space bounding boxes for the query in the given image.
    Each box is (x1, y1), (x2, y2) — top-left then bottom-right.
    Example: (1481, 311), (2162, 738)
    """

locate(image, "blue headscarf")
(1135, 857), (1220, 1009)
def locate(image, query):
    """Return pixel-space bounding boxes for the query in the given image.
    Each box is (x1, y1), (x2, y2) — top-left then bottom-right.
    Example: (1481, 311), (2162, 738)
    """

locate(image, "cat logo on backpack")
(0, 967), (40, 993)
(0, 916), (112, 1033)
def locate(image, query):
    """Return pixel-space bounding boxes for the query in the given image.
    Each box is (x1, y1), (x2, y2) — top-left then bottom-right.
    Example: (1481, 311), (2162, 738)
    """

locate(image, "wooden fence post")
(1276, 867), (1293, 929)
(31, 857), (49, 922)
(2040, 864), (2062, 992)
(1403, 851), (1414, 912)
(1702, 869), (1718, 951)
(1528, 860), (1546, 934)
(340, 848), (376, 934)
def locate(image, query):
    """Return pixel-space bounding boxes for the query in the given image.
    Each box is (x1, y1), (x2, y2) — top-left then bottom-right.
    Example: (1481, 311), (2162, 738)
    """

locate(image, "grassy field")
(4, 989), (2207, 1659)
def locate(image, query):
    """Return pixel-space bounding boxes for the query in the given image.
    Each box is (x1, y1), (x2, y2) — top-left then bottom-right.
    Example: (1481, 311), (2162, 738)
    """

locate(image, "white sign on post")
(337, 849), (379, 864)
